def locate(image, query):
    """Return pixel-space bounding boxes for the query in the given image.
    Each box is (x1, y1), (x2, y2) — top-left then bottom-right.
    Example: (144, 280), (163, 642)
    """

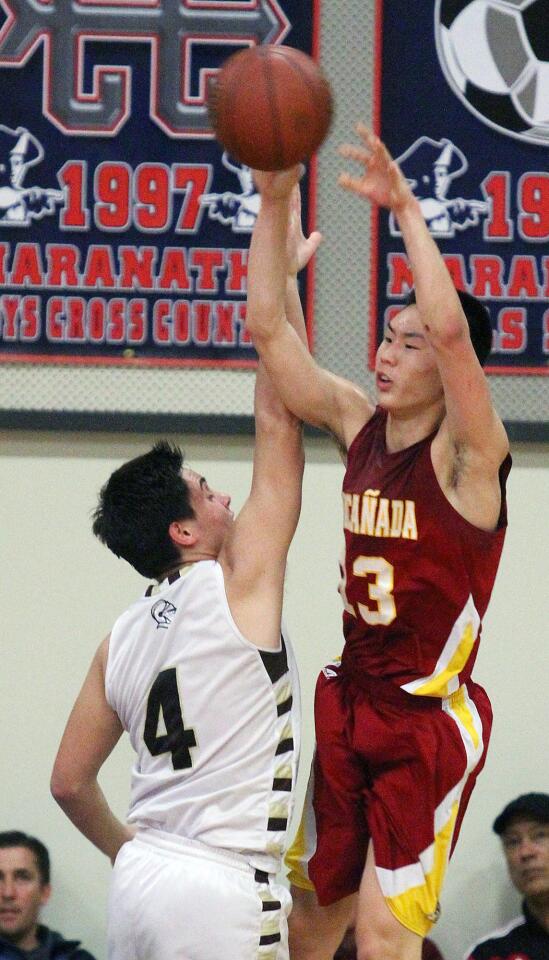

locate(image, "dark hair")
(404, 288), (493, 366)
(92, 441), (194, 579)
(493, 793), (549, 835)
(0, 831), (50, 885)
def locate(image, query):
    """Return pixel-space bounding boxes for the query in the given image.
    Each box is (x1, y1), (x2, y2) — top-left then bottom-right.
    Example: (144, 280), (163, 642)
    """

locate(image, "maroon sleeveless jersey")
(339, 408), (511, 696)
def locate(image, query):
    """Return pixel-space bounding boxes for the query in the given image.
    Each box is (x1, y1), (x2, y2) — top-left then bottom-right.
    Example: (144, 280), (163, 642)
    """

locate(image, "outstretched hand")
(287, 182), (322, 276)
(338, 123), (413, 213)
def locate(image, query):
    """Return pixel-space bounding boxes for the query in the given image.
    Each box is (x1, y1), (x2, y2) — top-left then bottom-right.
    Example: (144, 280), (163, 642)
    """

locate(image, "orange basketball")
(208, 45), (333, 171)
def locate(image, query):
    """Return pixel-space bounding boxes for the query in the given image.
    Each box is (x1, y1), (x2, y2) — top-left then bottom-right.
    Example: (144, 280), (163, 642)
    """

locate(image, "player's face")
(0, 847), (50, 948)
(502, 817), (549, 898)
(375, 305), (444, 415)
(183, 468), (234, 554)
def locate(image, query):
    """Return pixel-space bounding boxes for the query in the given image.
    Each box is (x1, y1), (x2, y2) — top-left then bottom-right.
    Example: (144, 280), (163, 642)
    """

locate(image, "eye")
(503, 837), (519, 850)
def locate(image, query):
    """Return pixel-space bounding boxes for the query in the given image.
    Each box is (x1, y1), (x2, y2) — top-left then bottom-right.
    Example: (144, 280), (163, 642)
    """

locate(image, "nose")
(221, 493), (231, 509)
(0, 879), (16, 900)
(380, 339), (398, 366)
(518, 838), (539, 860)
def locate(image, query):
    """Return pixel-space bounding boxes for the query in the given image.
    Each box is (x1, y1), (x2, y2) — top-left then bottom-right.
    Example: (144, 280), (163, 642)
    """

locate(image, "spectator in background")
(333, 925), (445, 959)
(465, 793), (549, 959)
(0, 832), (96, 960)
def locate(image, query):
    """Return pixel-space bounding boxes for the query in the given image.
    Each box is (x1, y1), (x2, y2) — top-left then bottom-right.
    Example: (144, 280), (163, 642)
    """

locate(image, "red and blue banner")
(0, 0), (320, 367)
(371, 0), (549, 376)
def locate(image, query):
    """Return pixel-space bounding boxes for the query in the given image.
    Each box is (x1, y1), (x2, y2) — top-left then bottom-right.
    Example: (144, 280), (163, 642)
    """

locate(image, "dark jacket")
(0, 926), (96, 960)
(466, 903), (549, 960)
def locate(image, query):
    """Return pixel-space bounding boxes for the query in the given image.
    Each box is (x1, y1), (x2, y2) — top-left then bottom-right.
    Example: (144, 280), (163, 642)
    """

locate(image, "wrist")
(394, 192), (421, 221)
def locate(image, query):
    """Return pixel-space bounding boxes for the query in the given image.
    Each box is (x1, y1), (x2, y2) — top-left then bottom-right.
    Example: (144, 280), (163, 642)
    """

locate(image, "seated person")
(0, 831), (96, 959)
(465, 793), (549, 959)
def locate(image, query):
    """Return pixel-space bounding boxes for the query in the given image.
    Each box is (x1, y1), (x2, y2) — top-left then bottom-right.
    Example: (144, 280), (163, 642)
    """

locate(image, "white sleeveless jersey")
(105, 560), (301, 873)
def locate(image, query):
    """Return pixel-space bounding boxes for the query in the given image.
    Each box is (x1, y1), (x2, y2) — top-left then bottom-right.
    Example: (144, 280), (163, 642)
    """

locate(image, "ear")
(39, 883), (52, 908)
(169, 518), (198, 549)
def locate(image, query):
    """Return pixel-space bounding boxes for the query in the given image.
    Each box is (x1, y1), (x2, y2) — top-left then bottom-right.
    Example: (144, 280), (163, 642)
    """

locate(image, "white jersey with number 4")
(105, 560), (300, 873)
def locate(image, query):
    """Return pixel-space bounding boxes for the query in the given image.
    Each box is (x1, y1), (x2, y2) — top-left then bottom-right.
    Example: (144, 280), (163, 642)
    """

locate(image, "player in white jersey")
(50, 179), (322, 960)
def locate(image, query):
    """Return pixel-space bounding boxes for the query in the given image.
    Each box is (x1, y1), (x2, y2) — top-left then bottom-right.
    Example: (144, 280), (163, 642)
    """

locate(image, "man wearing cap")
(465, 793), (549, 959)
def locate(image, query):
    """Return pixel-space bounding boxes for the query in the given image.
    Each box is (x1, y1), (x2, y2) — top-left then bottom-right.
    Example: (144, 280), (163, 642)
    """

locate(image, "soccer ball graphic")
(436, 0), (549, 145)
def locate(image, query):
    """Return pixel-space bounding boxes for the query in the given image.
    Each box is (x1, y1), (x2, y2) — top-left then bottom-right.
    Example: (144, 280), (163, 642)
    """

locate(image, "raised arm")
(245, 168), (373, 450)
(219, 180), (306, 646)
(338, 125), (508, 475)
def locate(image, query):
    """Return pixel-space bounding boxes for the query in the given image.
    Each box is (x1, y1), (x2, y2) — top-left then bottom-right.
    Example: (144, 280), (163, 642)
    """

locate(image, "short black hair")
(404, 288), (493, 366)
(0, 831), (50, 885)
(92, 441), (195, 580)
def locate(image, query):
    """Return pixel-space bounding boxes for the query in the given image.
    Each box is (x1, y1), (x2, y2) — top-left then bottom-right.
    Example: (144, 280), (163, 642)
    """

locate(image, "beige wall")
(1, 431), (547, 960)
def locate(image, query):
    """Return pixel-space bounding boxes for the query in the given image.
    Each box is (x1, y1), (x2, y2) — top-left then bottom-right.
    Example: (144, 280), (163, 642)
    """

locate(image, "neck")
(385, 404), (444, 453)
(159, 551), (217, 581)
(527, 894), (549, 932)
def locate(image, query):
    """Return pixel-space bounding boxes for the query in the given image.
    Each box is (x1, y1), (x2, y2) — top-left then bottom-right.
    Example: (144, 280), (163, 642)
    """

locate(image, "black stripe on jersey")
(145, 584), (154, 597)
(275, 737), (294, 755)
(259, 637), (289, 684)
(259, 933), (281, 946)
(262, 900), (282, 912)
(267, 817), (288, 831)
(254, 869), (269, 884)
(273, 777), (292, 792)
(167, 571), (180, 584)
(277, 695), (292, 716)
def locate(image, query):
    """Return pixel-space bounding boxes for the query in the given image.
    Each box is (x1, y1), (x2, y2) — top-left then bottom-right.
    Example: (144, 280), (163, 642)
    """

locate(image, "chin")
(376, 393), (395, 410)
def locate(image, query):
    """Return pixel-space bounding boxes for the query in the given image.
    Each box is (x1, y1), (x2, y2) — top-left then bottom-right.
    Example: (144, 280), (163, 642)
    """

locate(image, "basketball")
(208, 45), (333, 171)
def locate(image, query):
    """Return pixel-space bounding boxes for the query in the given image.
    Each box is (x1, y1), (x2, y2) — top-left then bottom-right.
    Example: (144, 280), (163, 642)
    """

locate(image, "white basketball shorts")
(108, 829), (292, 960)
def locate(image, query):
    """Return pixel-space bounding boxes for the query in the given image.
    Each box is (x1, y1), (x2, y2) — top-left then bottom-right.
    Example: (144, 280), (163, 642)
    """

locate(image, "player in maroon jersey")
(246, 126), (511, 960)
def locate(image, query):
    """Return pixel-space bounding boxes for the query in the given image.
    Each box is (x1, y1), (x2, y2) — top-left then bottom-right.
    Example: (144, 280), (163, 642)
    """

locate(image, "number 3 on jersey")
(144, 668), (197, 770)
(340, 555), (397, 626)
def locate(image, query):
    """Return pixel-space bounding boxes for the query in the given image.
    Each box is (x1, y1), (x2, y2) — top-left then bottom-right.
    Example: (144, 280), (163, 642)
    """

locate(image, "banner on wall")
(0, 0), (319, 367)
(372, 0), (549, 376)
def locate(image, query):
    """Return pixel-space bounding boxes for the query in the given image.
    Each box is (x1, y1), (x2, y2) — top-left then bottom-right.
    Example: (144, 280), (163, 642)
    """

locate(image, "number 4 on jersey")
(144, 668), (197, 770)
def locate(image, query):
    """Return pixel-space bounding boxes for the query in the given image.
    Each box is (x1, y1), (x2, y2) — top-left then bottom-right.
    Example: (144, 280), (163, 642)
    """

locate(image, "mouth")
(376, 372), (392, 391)
(521, 869), (545, 881)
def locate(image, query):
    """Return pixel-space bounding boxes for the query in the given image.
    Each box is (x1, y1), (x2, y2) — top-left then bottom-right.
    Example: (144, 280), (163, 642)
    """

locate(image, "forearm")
(395, 195), (466, 342)
(52, 778), (133, 863)
(247, 196), (290, 340)
(285, 275), (308, 348)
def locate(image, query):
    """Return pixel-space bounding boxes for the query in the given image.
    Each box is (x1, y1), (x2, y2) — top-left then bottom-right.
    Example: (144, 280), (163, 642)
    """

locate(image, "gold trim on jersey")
(378, 683), (486, 935)
(284, 765), (317, 892)
(401, 594), (481, 698)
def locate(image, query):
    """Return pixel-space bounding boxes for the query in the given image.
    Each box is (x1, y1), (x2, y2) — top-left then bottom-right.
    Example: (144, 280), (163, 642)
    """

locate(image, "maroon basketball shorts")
(285, 663), (492, 936)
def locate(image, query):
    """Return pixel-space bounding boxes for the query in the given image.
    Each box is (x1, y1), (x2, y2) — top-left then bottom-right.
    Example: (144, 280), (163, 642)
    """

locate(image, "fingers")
(339, 124), (393, 163)
(338, 172), (374, 196)
(338, 143), (371, 165)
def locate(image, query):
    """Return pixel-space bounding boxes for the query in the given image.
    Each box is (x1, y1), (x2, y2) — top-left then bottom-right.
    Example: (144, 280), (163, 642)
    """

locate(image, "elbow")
(50, 765), (85, 810)
(255, 405), (303, 437)
(428, 314), (468, 353)
(245, 305), (281, 346)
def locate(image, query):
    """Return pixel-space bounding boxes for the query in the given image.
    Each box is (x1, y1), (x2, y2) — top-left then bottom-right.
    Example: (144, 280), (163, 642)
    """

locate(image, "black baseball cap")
(493, 793), (549, 835)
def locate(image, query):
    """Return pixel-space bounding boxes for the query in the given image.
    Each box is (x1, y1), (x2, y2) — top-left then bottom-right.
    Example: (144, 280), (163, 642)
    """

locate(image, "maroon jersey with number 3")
(339, 407), (511, 697)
